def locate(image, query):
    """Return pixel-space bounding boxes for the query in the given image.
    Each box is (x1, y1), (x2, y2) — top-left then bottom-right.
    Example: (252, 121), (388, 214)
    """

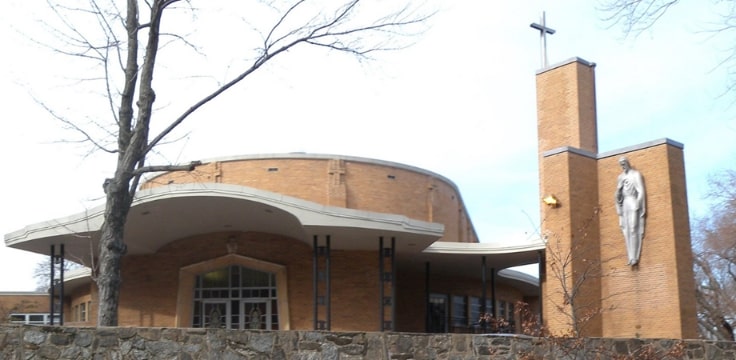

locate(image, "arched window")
(192, 265), (279, 330)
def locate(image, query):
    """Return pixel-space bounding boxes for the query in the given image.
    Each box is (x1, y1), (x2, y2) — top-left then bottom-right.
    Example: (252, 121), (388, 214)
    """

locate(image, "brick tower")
(536, 57), (698, 339)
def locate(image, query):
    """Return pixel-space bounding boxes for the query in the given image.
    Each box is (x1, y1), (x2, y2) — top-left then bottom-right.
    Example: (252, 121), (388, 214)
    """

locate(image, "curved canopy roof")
(5, 183), (545, 295)
(5, 183), (445, 259)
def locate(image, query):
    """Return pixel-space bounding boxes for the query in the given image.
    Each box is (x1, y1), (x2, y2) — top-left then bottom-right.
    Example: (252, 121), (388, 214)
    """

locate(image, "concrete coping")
(535, 56), (596, 75)
(144, 152), (460, 194)
(542, 138), (684, 159)
(0, 292), (47, 296)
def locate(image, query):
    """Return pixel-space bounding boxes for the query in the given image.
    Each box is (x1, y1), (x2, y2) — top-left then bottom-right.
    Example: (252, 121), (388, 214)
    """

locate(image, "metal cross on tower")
(530, 11), (556, 68)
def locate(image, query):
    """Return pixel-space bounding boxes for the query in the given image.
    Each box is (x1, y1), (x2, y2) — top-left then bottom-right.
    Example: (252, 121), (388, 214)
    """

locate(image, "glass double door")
(203, 299), (271, 330)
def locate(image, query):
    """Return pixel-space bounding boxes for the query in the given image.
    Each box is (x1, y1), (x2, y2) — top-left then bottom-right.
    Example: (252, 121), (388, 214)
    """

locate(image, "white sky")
(1, 1), (734, 291)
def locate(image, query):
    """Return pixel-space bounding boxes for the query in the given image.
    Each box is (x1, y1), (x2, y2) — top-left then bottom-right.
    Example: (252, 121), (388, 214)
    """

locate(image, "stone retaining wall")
(1, 325), (735, 359)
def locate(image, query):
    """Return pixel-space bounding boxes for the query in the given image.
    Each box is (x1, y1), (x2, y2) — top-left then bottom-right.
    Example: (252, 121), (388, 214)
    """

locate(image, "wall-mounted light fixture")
(543, 195), (559, 208)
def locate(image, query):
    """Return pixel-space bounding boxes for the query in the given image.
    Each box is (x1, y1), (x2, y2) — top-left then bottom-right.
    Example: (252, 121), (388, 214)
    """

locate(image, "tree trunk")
(96, 179), (133, 326)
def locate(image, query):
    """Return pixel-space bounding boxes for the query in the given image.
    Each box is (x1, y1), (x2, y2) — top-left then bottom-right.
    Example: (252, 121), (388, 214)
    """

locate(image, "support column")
(490, 267), (496, 320)
(49, 244), (65, 325)
(424, 261), (430, 333)
(49, 245), (54, 325)
(379, 236), (396, 331)
(312, 235), (331, 330)
(481, 256), (487, 332)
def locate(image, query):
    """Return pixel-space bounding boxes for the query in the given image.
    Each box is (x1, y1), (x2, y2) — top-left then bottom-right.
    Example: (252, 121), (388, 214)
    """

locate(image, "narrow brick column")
(535, 58), (602, 336)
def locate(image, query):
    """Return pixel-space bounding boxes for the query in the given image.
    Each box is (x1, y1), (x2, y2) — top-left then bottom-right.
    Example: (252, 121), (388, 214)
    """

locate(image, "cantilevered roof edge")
(422, 241), (546, 255)
(5, 183), (444, 248)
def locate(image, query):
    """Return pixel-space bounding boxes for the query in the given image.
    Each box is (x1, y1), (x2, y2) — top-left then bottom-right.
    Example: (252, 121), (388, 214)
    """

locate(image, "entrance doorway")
(193, 265), (279, 330)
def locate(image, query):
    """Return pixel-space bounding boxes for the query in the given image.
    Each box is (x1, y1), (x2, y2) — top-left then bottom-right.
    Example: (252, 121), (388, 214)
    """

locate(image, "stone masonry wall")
(2, 325), (735, 360)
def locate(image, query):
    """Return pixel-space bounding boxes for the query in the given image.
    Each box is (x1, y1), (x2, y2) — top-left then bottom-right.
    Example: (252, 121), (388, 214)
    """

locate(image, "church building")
(4, 153), (543, 333)
(3, 56), (697, 339)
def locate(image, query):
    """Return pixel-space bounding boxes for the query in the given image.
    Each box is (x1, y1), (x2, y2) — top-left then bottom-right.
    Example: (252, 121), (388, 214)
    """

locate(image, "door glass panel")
(203, 301), (228, 329)
(243, 301), (270, 330)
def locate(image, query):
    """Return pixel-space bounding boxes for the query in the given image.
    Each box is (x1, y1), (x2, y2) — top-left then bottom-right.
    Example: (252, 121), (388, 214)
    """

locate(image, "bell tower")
(535, 57), (697, 339)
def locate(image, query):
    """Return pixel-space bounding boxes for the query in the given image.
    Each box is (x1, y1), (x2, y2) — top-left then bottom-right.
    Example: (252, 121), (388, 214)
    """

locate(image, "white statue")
(615, 156), (646, 266)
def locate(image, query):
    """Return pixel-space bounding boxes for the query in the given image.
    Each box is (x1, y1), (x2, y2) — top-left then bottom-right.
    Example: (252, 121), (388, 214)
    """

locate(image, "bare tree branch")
(131, 160), (201, 175)
(144, 0), (429, 153)
(598, 0), (680, 37)
(33, 0), (431, 327)
(691, 167), (736, 340)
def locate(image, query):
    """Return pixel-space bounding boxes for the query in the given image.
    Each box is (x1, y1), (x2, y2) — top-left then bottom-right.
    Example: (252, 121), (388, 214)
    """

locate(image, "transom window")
(192, 265), (279, 330)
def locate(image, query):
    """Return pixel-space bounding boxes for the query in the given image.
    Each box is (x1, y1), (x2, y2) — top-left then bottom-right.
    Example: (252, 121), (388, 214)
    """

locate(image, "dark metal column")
(325, 235), (331, 330)
(312, 236), (317, 330)
(49, 244), (65, 326)
(59, 244), (64, 325)
(490, 267), (496, 319)
(312, 235), (331, 330)
(390, 237), (396, 331)
(379, 237), (384, 330)
(49, 245), (55, 325)
(378, 236), (396, 331)
(481, 256), (487, 332)
(425, 261), (430, 333)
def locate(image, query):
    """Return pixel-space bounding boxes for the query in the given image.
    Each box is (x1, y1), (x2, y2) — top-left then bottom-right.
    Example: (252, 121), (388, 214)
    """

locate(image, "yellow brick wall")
(116, 231), (313, 329)
(56, 155), (509, 331)
(539, 151), (602, 336)
(65, 284), (94, 326)
(142, 156), (477, 243)
(109, 231), (390, 331)
(536, 58), (696, 339)
(0, 294), (49, 322)
(536, 60), (598, 154)
(667, 146), (698, 339)
(62, 233), (535, 332)
(597, 145), (697, 339)
(66, 230), (522, 331)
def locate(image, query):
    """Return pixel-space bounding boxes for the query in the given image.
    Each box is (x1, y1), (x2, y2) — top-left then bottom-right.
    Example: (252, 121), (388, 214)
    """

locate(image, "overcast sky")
(2, 1), (734, 291)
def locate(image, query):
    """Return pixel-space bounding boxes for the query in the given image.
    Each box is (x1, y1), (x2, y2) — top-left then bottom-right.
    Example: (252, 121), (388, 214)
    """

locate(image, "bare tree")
(692, 169), (736, 340)
(32, 0), (430, 326)
(541, 207), (628, 338)
(33, 258), (83, 292)
(599, 0), (736, 92)
(598, 0), (681, 35)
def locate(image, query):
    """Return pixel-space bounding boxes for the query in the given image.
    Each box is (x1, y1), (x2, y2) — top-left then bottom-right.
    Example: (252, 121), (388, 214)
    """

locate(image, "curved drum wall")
(143, 154), (478, 243)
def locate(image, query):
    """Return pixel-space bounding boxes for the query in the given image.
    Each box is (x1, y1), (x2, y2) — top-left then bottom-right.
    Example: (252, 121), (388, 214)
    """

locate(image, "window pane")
(201, 268), (229, 288)
(428, 294), (448, 333)
(469, 297), (481, 324)
(242, 268), (270, 287)
(231, 265), (240, 285)
(451, 295), (467, 327)
(194, 301), (201, 316)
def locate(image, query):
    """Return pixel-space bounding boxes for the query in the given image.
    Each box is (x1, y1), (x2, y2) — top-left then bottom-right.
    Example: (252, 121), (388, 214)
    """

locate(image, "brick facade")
(0, 293), (49, 324)
(142, 155), (477, 244)
(44, 156), (532, 332)
(536, 58), (697, 338)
